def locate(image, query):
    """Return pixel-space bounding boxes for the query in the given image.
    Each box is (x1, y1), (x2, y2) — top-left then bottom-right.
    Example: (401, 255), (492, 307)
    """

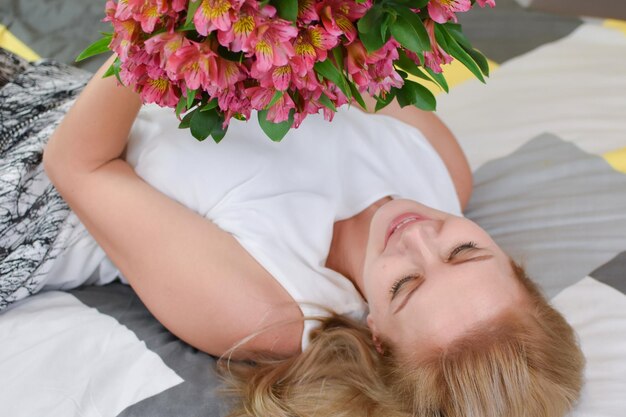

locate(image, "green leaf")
(314, 58), (350, 99)
(75, 35), (112, 62)
(389, 6), (429, 55)
(410, 0), (430, 8)
(318, 93), (337, 112)
(200, 98), (219, 111)
(176, 21), (196, 32)
(102, 57), (122, 84)
(374, 90), (396, 112)
(178, 107), (197, 129)
(395, 50), (430, 82)
(348, 82), (366, 109)
(176, 95), (187, 119)
(185, 0), (202, 26)
(190, 107), (219, 141)
(395, 79), (436, 111)
(443, 22), (489, 76)
(186, 88), (197, 110)
(272, 0), (298, 22)
(357, 5), (383, 34)
(395, 50), (449, 93)
(442, 22), (469, 48)
(464, 46), (490, 77)
(380, 12), (393, 41)
(210, 116), (228, 143)
(267, 90), (284, 108)
(331, 46), (345, 73)
(257, 109), (294, 142)
(436, 24), (485, 83)
(424, 66), (449, 93)
(357, 6), (387, 53)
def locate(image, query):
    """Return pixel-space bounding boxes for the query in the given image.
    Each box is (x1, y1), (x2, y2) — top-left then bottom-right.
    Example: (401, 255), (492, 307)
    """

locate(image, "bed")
(1, 1), (625, 416)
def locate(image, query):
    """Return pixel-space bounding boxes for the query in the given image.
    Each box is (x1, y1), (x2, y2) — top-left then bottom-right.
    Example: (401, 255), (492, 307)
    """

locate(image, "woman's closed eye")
(390, 273), (425, 301)
(447, 241), (479, 261)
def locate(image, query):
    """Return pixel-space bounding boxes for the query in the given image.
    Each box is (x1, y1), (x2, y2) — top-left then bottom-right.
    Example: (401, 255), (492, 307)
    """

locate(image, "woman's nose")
(399, 219), (443, 259)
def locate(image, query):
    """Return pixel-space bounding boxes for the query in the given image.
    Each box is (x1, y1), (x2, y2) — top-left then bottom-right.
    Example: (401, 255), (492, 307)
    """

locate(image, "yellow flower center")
(336, 16), (353, 33)
(298, 0), (314, 15)
(309, 28), (322, 48)
(223, 61), (239, 81)
(295, 37), (316, 57)
(121, 20), (136, 35)
(274, 65), (292, 76)
(148, 78), (169, 93)
(142, 5), (158, 18)
(202, 0), (231, 19)
(256, 39), (272, 55)
(233, 15), (255, 35)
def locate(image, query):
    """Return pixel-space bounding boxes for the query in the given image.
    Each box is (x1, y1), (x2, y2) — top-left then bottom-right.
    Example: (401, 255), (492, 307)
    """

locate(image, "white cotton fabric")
(45, 103), (461, 350)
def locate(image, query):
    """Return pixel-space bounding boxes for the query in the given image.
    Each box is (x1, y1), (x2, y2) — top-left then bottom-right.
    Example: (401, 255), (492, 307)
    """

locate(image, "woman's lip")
(384, 212), (428, 249)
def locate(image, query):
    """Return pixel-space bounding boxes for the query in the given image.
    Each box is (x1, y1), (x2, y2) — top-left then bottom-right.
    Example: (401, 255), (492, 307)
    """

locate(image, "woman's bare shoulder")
(354, 95), (472, 210)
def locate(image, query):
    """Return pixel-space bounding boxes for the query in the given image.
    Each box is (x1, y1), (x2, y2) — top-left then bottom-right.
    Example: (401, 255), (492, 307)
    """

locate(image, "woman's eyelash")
(390, 275), (417, 298)
(447, 241), (479, 261)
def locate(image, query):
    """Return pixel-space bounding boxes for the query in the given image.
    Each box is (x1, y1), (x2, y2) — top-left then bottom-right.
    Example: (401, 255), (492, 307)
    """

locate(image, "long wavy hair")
(218, 260), (585, 417)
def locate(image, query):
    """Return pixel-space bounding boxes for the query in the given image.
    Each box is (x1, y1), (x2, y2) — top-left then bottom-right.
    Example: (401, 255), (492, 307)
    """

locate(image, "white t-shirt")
(45, 103), (462, 349)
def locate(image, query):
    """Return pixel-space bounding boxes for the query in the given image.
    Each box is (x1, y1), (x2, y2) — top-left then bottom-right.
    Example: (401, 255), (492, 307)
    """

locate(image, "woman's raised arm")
(44, 54), (142, 176)
(42, 56), (303, 358)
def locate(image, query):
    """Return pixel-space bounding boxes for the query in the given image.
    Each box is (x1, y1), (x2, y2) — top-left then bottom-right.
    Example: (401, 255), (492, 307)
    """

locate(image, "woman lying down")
(0, 49), (584, 416)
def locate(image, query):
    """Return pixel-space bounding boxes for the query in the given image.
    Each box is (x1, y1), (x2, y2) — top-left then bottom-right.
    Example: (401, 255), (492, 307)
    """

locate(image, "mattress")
(1, 0), (625, 416)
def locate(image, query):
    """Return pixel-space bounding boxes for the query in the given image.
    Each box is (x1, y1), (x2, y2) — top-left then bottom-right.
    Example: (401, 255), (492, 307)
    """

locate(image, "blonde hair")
(218, 261), (585, 417)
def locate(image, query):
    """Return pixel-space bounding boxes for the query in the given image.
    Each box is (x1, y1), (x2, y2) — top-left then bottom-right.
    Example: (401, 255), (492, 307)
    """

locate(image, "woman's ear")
(367, 314), (385, 355)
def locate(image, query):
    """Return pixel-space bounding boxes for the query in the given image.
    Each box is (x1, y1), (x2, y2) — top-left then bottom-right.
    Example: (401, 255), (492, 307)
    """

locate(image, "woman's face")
(362, 199), (527, 355)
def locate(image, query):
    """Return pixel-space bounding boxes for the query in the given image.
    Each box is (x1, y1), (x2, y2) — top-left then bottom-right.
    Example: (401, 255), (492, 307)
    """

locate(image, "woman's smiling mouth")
(384, 212), (429, 249)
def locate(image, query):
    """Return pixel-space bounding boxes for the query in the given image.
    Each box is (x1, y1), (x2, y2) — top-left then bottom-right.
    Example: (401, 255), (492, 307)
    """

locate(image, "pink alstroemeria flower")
(366, 66), (403, 96)
(119, 53), (147, 86)
(106, 0), (133, 21)
(246, 85), (275, 109)
(427, 0), (471, 24)
(166, 41), (218, 90)
(345, 40), (370, 88)
(193, 0), (244, 36)
(291, 66), (323, 92)
(214, 56), (247, 89)
(171, 0), (187, 12)
(297, 0), (318, 23)
(315, 0), (371, 44)
(423, 20), (453, 73)
(246, 20), (298, 73)
(144, 31), (186, 67)
(292, 26), (338, 75)
(127, 0), (168, 33)
(217, 2), (264, 51)
(109, 19), (141, 60)
(216, 86), (251, 127)
(266, 93), (296, 123)
(476, 0), (496, 7)
(140, 76), (180, 107)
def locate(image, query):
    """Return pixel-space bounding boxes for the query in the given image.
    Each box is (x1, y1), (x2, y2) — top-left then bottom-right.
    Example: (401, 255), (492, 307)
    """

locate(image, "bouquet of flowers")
(78, 0), (494, 142)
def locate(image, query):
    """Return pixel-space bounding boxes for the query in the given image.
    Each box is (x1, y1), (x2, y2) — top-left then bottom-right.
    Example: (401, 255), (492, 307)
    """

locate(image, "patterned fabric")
(0, 49), (89, 311)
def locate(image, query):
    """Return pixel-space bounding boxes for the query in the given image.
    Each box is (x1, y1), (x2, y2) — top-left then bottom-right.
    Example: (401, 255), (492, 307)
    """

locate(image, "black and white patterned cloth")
(0, 49), (91, 311)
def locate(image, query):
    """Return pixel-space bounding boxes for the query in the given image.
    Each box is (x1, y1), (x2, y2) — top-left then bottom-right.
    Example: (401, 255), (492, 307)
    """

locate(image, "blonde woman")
(1, 50), (584, 416)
